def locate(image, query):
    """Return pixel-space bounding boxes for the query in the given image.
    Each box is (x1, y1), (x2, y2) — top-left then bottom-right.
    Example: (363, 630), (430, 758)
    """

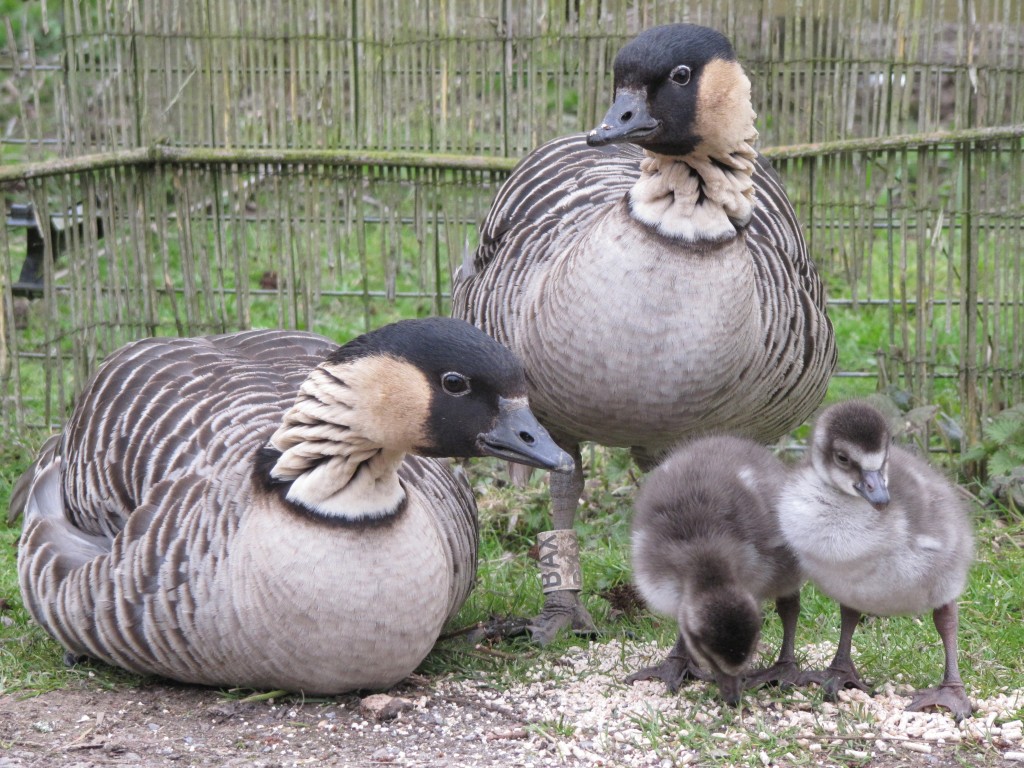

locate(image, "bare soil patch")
(2, 640), (1021, 767)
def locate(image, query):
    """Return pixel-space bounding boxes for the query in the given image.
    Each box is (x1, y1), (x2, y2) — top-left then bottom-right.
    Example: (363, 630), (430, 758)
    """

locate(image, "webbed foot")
(461, 616), (532, 644)
(527, 589), (598, 646)
(906, 682), (973, 721)
(625, 655), (710, 693)
(745, 659), (803, 690)
(799, 661), (872, 699)
(63, 650), (90, 667)
(625, 635), (709, 693)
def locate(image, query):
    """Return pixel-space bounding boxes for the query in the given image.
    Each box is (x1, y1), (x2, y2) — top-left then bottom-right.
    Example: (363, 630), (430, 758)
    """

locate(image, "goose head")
(587, 23), (757, 161)
(678, 584), (762, 705)
(264, 317), (573, 519)
(810, 402), (892, 510)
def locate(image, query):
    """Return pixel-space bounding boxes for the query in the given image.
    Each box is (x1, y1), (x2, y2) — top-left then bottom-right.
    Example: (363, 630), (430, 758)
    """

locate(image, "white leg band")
(537, 529), (582, 593)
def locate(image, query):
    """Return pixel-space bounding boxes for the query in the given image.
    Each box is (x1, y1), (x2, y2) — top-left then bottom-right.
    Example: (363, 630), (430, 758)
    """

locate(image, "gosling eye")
(669, 64), (692, 86)
(835, 451), (850, 466)
(441, 372), (471, 396)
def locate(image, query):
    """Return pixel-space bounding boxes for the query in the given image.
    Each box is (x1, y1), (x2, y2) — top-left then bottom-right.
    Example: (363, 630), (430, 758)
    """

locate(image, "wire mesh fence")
(2, 0), (1023, 456)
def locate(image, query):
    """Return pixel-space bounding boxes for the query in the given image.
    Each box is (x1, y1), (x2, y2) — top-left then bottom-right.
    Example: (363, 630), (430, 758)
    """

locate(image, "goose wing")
(49, 330), (335, 540)
(15, 330), (337, 666)
(453, 135), (638, 346)
(745, 155), (837, 432)
(471, 135), (639, 274)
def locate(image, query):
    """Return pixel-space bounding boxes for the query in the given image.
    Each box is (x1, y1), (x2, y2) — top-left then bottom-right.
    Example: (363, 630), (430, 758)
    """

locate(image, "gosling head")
(587, 23), (756, 159)
(811, 401), (892, 510)
(678, 585), (762, 705)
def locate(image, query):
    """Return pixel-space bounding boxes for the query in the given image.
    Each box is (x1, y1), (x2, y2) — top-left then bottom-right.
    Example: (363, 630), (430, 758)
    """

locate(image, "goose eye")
(441, 372), (471, 396)
(669, 64), (692, 86)
(835, 451), (850, 466)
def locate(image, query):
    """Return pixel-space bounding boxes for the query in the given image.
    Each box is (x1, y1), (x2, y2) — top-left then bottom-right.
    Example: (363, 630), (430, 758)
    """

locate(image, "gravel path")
(2, 639), (1022, 767)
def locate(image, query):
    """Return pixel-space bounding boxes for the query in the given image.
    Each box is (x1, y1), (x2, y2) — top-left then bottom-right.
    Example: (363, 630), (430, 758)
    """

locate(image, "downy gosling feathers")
(14, 318), (572, 694)
(451, 23), (836, 643)
(628, 435), (804, 704)
(778, 400), (974, 719)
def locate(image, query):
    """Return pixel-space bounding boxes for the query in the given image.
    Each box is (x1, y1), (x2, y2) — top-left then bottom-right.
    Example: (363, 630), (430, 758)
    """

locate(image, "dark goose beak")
(587, 88), (661, 146)
(478, 398), (574, 473)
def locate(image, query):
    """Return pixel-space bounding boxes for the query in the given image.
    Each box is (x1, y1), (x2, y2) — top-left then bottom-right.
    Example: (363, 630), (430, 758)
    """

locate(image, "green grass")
(412, 450), (1024, 766)
(3, 410), (1023, 766)
(419, 445), (1024, 699)
(3, 88), (1022, 762)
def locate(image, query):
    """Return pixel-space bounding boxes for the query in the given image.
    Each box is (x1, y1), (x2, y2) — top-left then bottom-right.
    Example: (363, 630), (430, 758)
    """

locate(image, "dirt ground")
(2, 646), (1021, 768)
(0, 676), (537, 768)
(0, 681), (978, 768)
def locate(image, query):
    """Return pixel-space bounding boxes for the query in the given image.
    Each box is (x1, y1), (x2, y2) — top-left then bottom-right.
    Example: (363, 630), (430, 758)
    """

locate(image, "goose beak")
(587, 88), (661, 146)
(854, 469), (890, 510)
(478, 398), (575, 473)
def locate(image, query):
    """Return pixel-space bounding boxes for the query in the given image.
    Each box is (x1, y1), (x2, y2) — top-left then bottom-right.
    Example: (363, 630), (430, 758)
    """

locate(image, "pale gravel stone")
(901, 741), (933, 754)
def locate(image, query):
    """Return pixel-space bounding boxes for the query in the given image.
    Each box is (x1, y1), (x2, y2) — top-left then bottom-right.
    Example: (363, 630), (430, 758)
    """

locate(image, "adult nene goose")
(451, 23), (836, 643)
(778, 400), (974, 720)
(14, 318), (572, 694)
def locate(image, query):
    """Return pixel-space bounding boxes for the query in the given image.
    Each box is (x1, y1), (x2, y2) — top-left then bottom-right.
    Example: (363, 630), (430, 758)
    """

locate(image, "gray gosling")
(628, 435), (805, 704)
(778, 400), (974, 719)
(14, 318), (573, 694)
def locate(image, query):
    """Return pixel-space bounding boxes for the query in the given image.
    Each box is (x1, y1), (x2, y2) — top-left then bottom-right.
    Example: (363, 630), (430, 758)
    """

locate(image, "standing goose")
(627, 435), (804, 704)
(14, 318), (573, 694)
(778, 400), (974, 719)
(452, 23), (836, 643)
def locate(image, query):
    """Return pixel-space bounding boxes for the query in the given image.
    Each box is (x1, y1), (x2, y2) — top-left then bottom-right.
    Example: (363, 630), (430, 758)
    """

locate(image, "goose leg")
(625, 634), (710, 692)
(800, 604), (872, 697)
(746, 591), (803, 689)
(527, 444), (598, 645)
(905, 601), (973, 721)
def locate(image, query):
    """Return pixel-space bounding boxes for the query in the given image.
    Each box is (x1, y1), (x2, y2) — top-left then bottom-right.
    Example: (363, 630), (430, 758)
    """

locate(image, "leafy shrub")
(962, 403), (1024, 514)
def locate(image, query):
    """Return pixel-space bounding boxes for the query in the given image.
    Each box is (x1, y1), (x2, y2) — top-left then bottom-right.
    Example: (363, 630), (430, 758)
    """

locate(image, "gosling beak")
(717, 673), (743, 707)
(478, 398), (574, 474)
(586, 88), (661, 146)
(854, 469), (890, 510)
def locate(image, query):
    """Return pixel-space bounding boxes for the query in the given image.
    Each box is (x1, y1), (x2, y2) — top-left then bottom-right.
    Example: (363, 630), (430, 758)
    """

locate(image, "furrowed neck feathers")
(266, 357), (428, 521)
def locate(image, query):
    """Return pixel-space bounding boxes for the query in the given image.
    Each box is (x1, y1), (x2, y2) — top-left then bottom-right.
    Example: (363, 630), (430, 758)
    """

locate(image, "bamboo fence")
(1, 0), (1023, 455)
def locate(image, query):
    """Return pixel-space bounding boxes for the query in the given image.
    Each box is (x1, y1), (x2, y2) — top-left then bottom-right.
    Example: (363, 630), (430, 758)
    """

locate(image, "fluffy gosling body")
(628, 435), (804, 704)
(778, 400), (974, 719)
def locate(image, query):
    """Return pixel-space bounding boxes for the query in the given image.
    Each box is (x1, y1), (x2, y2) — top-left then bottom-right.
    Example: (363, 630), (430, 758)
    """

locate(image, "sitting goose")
(627, 435), (805, 704)
(451, 23), (836, 643)
(778, 400), (974, 719)
(14, 318), (573, 694)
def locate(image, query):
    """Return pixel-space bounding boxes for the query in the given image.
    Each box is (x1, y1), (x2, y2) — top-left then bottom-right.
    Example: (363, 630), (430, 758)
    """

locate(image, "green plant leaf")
(984, 416), (1023, 446)
(990, 451), (1019, 477)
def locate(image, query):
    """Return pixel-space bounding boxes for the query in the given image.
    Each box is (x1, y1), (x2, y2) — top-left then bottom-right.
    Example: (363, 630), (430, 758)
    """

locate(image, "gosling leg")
(800, 603), (872, 697)
(905, 601), (973, 721)
(746, 591), (803, 689)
